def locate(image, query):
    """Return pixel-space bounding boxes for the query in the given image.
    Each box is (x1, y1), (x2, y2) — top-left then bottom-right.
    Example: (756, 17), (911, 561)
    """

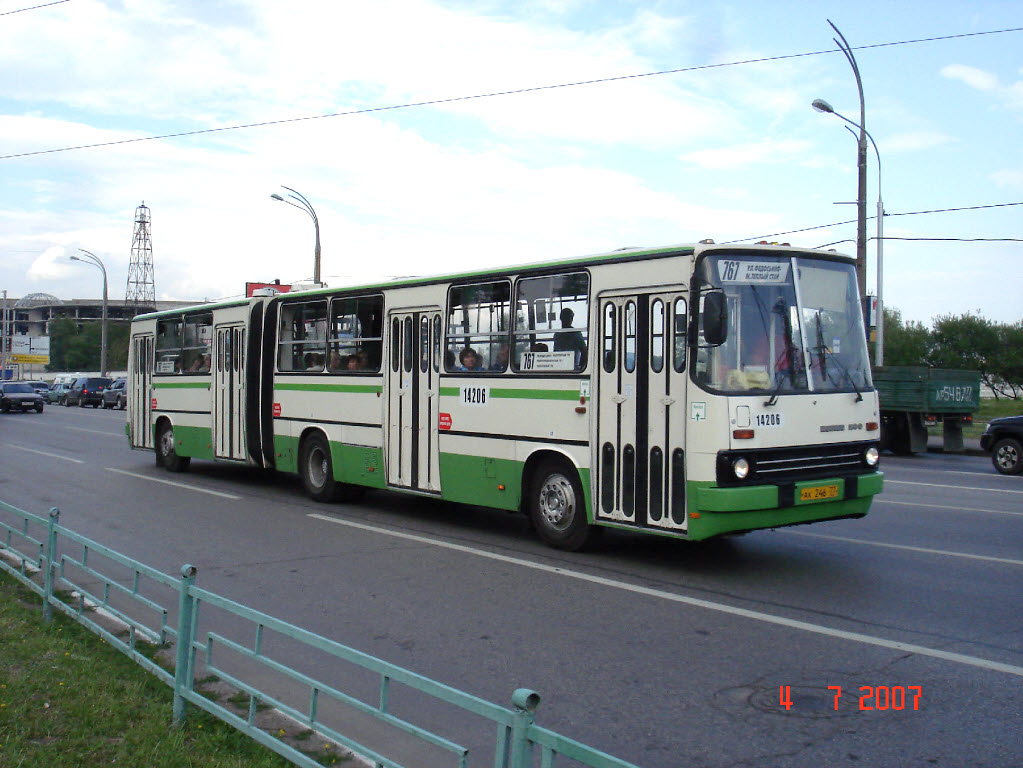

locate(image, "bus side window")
(445, 281), (510, 372)
(278, 300), (327, 372)
(512, 271), (589, 373)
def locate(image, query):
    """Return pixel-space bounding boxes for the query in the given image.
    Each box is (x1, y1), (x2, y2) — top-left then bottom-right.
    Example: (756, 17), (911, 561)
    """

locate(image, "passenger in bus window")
(458, 347), (483, 371)
(305, 352), (323, 370)
(346, 354), (363, 371)
(328, 350), (343, 371)
(554, 308), (587, 368)
(490, 344), (510, 372)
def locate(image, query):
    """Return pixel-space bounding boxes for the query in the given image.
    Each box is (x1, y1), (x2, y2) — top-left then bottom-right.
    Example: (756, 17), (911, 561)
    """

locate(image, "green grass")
(964, 397), (1021, 439)
(0, 573), (347, 767)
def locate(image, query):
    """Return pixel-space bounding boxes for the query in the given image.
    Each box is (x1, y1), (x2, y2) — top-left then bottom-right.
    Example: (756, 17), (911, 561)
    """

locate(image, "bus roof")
(132, 241), (852, 321)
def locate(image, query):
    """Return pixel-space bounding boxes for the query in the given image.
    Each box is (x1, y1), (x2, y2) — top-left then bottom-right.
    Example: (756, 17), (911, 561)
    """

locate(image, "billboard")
(246, 282), (293, 297)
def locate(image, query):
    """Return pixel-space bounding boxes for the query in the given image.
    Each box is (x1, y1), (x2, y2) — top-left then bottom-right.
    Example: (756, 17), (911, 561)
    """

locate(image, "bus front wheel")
(300, 434), (339, 502)
(156, 422), (190, 473)
(529, 461), (601, 551)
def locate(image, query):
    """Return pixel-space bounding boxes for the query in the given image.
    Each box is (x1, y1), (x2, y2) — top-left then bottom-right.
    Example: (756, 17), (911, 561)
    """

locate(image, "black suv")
(66, 377), (112, 408)
(0, 382), (46, 413)
(980, 415), (1023, 475)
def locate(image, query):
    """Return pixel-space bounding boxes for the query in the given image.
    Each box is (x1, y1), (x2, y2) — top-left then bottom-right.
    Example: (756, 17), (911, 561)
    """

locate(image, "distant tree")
(993, 321), (1023, 399)
(928, 312), (1005, 398)
(877, 307), (930, 367)
(45, 318), (130, 373)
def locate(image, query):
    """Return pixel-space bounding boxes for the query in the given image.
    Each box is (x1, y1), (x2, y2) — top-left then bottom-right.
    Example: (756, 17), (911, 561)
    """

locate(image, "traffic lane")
(2, 445), (1020, 765)
(5, 429), (1019, 677)
(186, 507), (1023, 768)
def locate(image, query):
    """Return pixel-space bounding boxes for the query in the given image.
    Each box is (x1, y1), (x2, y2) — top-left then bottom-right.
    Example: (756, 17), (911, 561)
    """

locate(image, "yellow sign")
(11, 354), (50, 365)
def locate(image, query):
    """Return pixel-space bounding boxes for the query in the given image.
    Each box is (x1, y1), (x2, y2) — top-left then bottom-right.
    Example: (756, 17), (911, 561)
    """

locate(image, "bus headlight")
(864, 446), (879, 467)
(732, 457), (750, 480)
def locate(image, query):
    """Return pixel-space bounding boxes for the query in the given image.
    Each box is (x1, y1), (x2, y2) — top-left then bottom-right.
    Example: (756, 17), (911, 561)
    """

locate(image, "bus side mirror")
(703, 292), (728, 346)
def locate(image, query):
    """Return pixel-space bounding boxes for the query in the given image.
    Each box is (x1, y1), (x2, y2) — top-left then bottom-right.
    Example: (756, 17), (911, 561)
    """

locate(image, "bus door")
(386, 309), (442, 493)
(129, 334), (155, 450)
(213, 324), (246, 460)
(596, 292), (689, 532)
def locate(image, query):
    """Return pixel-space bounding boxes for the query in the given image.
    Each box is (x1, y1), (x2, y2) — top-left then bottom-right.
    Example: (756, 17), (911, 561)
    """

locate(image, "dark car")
(102, 378), (128, 409)
(0, 382), (46, 413)
(66, 376), (112, 408)
(980, 415), (1023, 475)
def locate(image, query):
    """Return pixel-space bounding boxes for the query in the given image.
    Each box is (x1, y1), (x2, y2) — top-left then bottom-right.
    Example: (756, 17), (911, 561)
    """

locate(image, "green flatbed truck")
(874, 367), (981, 455)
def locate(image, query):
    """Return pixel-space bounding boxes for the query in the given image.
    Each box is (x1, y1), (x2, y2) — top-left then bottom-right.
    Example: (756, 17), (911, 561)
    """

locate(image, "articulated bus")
(127, 242), (883, 550)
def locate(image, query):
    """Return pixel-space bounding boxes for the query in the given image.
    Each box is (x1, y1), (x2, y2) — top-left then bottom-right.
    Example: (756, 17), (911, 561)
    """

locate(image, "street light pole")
(71, 249), (108, 377)
(271, 186), (322, 286)
(812, 99), (885, 366)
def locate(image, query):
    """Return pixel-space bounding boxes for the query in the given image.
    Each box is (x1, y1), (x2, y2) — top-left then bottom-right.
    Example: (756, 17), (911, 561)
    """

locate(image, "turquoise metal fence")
(0, 500), (643, 768)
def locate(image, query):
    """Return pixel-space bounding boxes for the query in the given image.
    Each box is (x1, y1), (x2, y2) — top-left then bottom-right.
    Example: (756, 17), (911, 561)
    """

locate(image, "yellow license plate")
(799, 484), (839, 502)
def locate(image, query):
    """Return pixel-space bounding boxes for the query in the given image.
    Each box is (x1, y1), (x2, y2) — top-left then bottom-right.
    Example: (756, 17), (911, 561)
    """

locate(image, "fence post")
(508, 689), (540, 768)
(42, 507), (59, 622)
(172, 564), (198, 726)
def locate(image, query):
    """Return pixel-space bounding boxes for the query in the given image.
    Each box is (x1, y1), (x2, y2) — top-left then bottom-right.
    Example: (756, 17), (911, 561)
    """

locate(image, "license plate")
(799, 484), (839, 502)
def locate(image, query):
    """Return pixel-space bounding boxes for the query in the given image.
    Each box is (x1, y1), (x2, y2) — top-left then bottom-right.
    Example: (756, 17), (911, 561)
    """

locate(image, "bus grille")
(716, 441), (877, 486)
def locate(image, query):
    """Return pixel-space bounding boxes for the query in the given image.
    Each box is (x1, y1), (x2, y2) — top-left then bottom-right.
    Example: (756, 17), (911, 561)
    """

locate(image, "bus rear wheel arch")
(155, 419), (190, 473)
(527, 458), (601, 551)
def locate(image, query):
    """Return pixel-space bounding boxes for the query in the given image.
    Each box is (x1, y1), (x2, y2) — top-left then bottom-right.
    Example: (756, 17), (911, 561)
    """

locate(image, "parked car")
(980, 415), (1023, 475)
(0, 381), (45, 413)
(47, 381), (71, 404)
(25, 380), (49, 396)
(102, 378), (128, 409)
(66, 376), (112, 408)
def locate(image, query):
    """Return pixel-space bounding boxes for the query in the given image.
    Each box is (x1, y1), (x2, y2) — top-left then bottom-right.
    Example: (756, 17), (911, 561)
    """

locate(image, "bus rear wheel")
(156, 422), (190, 473)
(300, 434), (339, 502)
(529, 461), (601, 551)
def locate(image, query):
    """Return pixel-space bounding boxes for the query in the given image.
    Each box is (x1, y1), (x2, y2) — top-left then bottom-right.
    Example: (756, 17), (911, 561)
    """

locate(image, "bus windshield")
(695, 253), (873, 395)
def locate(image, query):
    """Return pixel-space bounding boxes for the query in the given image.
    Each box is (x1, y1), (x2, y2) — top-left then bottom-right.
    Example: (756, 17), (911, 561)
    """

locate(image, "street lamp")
(271, 186), (321, 286)
(71, 249), (108, 377)
(812, 97), (885, 366)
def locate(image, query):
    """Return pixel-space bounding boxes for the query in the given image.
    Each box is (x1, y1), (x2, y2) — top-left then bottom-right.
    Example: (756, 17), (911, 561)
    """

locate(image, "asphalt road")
(1, 404), (1021, 768)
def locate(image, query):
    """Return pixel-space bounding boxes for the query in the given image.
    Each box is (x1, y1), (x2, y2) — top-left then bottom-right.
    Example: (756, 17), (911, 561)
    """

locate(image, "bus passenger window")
(512, 272), (589, 373)
(278, 301), (327, 372)
(329, 295), (383, 373)
(445, 281), (510, 372)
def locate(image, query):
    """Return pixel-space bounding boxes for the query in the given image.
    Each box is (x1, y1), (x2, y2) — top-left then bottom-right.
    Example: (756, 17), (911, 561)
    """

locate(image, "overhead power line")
(2, 24), (1022, 161)
(730, 202), (1023, 244)
(0, 0), (70, 17)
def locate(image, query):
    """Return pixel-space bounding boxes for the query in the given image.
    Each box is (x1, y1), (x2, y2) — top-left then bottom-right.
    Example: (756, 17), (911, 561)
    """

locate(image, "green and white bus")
(127, 241), (883, 550)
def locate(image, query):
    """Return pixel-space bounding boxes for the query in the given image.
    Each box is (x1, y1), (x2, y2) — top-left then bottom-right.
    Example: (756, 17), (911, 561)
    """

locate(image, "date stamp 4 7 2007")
(780, 685), (921, 711)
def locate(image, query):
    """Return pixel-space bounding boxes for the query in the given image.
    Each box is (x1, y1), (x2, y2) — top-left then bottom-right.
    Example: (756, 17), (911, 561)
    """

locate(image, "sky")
(1, 0), (1021, 327)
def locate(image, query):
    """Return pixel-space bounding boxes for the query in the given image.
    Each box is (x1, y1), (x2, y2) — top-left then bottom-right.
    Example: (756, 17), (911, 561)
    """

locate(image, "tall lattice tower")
(126, 201), (156, 310)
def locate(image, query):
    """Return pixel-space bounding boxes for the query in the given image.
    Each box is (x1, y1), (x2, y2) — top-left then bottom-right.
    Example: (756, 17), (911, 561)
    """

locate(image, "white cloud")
(941, 64), (999, 92)
(681, 139), (812, 170)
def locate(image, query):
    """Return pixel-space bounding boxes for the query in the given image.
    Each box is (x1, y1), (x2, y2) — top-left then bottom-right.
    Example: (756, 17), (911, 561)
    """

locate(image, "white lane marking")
(106, 468), (242, 500)
(309, 514), (1023, 678)
(65, 426), (123, 436)
(784, 531), (1023, 566)
(886, 479), (1023, 495)
(9, 445), (84, 464)
(877, 499), (1023, 517)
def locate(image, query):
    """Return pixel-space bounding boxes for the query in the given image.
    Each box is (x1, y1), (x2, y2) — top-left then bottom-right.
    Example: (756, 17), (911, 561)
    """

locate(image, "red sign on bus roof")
(246, 282), (293, 297)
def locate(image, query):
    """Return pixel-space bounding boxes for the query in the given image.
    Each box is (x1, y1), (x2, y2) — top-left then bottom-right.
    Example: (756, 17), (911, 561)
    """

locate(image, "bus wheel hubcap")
(309, 448), (327, 486)
(160, 429), (174, 456)
(539, 474), (574, 530)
